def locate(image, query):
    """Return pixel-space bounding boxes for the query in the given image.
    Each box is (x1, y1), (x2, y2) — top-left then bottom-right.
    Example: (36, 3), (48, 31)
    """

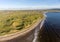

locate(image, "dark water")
(38, 12), (60, 42)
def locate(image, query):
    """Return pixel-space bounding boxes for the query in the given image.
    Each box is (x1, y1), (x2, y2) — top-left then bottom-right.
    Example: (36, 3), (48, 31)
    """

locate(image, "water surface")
(38, 12), (60, 42)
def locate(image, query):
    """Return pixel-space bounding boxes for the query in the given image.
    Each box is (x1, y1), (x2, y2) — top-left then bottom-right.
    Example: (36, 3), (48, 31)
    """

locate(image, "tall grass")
(0, 10), (43, 36)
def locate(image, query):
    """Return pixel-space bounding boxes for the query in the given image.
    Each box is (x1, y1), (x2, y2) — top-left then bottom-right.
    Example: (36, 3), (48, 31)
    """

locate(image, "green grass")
(0, 11), (43, 36)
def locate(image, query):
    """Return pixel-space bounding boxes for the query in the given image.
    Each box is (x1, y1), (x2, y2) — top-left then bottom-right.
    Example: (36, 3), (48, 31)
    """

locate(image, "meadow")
(0, 10), (43, 36)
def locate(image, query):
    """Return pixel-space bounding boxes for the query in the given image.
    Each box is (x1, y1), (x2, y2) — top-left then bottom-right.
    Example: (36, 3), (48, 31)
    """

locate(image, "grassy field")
(0, 10), (43, 36)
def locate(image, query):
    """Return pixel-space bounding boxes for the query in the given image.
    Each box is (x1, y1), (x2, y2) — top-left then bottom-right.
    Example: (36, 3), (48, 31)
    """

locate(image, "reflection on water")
(38, 12), (60, 42)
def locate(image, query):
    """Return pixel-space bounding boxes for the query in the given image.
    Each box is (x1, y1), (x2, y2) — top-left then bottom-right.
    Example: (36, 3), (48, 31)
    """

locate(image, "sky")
(0, 0), (60, 10)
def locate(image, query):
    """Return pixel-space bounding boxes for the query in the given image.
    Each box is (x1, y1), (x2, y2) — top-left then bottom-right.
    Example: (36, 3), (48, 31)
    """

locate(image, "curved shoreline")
(33, 14), (47, 42)
(0, 14), (46, 42)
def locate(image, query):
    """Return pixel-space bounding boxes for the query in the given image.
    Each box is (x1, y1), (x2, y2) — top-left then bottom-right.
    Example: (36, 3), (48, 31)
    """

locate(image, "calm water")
(38, 12), (60, 42)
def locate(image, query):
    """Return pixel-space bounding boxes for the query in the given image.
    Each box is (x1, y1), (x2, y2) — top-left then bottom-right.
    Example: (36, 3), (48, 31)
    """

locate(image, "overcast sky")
(0, 0), (60, 10)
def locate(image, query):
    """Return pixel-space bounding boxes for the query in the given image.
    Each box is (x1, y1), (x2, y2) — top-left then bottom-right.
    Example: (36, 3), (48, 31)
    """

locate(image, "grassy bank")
(0, 10), (43, 36)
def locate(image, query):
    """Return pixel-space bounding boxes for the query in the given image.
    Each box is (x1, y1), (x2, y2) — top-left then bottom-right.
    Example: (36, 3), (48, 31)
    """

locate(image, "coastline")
(33, 13), (47, 42)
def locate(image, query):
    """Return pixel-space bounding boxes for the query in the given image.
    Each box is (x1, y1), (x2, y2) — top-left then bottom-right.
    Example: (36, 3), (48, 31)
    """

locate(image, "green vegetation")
(0, 10), (43, 36)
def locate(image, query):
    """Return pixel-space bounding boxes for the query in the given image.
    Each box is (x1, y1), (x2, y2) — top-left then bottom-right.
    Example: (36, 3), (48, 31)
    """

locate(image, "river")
(38, 12), (60, 42)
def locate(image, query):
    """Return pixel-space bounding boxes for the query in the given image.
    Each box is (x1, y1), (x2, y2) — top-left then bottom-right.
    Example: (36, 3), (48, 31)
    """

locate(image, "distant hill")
(49, 8), (60, 10)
